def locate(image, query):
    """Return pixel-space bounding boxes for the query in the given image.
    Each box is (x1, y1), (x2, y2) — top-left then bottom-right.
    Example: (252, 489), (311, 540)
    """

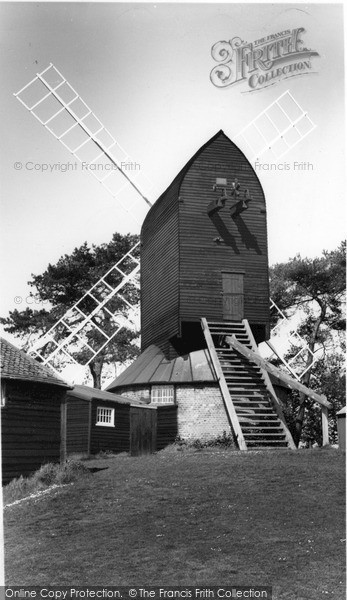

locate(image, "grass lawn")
(3, 447), (346, 599)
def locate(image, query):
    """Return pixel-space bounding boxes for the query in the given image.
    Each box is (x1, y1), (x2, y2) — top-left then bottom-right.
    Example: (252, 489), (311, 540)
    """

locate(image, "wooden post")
(226, 334), (331, 408)
(60, 398), (67, 463)
(321, 406), (329, 446)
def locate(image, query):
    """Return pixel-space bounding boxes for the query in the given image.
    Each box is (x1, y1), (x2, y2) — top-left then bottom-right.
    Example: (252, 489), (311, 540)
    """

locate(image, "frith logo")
(210, 28), (319, 92)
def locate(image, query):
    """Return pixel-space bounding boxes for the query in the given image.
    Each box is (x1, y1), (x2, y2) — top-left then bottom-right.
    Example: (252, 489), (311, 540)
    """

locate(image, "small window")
(151, 385), (175, 405)
(96, 407), (115, 427)
(0, 382), (6, 408)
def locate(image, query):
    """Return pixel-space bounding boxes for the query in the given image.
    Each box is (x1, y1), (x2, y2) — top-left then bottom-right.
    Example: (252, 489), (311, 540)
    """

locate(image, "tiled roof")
(0, 337), (70, 388)
(106, 345), (217, 391)
(67, 384), (147, 405)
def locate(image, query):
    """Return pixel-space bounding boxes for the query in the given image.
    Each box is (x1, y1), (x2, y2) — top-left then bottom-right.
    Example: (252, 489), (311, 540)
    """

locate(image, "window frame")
(96, 406), (115, 427)
(0, 381), (6, 408)
(151, 385), (175, 405)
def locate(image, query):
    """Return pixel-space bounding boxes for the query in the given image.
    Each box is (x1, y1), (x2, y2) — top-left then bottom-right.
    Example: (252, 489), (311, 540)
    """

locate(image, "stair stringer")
(241, 319), (296, 450)
(201, 317), (247, 451)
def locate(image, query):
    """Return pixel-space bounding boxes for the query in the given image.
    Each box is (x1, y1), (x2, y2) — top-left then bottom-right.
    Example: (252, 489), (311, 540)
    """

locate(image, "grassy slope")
(4, 448), (346, 599)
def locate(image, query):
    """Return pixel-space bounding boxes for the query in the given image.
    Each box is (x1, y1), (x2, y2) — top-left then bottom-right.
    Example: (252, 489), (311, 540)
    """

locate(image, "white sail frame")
(15, 65), (317, 376)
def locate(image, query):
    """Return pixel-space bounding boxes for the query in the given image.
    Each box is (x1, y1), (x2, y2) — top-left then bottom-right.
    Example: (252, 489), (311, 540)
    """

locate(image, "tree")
(1, 233), (140, 388)
(269, 241), (346, 446)
(280, 352), (345, 447)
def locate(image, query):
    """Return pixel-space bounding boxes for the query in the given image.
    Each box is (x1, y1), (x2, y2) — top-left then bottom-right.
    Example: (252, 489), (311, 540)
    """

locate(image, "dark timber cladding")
(90, 400), (130, 455)
(141, 130), (270, 353)
(1, 381), (63, 483)
(141, 174), (180, 353)
(65, 397), (90, 456)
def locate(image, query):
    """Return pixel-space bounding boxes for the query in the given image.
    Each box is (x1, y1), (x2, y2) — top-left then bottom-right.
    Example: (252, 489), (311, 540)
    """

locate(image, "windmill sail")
(15, 66), (316, 378)
(233, 90), (316, 163)
(15, 64), (152, 373)
(15, 63), (153, 223)
(29, 243), (141, 373)
(267, 298), (319, 381)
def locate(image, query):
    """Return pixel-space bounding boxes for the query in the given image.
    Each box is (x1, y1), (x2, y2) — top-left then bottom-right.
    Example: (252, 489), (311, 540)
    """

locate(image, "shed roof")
(67, 384), (146, 405)
(0, 337), (70, 388)
(106, 345), (216, 391)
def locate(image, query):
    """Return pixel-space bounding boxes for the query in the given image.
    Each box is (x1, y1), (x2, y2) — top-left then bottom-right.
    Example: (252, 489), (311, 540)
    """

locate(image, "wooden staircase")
(201, 318), (296, 450)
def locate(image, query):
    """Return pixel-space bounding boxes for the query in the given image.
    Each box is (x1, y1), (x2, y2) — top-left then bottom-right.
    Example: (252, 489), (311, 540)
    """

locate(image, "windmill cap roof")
(0, 336), (70, 388)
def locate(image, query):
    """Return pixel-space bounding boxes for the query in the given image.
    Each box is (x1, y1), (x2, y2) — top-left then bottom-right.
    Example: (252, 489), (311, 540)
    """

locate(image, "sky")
(0, 1), (345, 349)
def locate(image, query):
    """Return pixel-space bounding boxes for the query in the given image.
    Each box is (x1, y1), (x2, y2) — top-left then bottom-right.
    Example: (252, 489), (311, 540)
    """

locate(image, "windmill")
(14, 63), (318, 383)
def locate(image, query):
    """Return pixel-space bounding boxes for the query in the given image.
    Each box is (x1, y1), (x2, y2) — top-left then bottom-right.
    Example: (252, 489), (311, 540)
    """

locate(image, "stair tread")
(216, 343), (252, 356)
(242, 431), (286, 438)
(208, 321), (245, 325)
(239, 419), (279, 422)
(238, 414), (279, 418)
(246, 440), (288, 450)
(229, 391), (269, 395)
(241, 425), (283, 429)
(241, 424), (282, 428)
(228, 378), (264, 382)
(235, 407), (273, 410)
(232, 399), (271, 403)
(247, 441), (289, 445)
(231, 392), (270, 395)
(226, 381), (266, 386)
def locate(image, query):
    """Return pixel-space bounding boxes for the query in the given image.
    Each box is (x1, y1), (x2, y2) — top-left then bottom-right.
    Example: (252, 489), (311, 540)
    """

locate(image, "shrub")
(173, 431), (234, 451)
(3, 460), (91, 505)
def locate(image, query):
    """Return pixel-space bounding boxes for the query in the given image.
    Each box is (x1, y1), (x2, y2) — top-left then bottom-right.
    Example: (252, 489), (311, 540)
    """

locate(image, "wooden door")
(130, 407), (157, 456)
(222, 272), (244, 320)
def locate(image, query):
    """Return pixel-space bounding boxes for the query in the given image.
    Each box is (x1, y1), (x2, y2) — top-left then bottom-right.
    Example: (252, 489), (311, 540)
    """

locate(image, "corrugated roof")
(67, 384), (146, 405)
(0, 337), (70, 388)
(106, 345), (217, 391)
(105, 343), (296, 395)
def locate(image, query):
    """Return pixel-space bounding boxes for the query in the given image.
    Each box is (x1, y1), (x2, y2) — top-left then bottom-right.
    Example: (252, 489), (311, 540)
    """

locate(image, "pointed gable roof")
(142, 131), (233, 228)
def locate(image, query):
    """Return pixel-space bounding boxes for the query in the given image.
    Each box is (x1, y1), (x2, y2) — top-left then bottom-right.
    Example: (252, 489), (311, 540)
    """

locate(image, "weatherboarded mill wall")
(141, 130), (270, 356)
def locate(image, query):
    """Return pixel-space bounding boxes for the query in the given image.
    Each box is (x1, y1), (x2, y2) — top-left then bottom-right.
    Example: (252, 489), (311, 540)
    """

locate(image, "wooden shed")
(0, 337), (70, 484)
(64, 384), (176, 457)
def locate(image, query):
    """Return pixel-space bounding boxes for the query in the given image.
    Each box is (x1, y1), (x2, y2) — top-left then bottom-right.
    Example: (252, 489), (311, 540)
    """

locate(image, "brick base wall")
(114, 383), (236, 446)
(176, 384), (233, 442)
